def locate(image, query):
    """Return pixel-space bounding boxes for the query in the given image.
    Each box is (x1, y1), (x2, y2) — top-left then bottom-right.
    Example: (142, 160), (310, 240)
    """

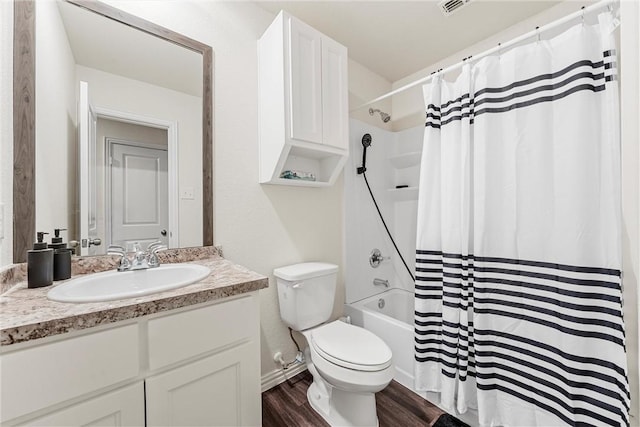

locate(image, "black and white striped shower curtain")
(414, 13), (629, 427)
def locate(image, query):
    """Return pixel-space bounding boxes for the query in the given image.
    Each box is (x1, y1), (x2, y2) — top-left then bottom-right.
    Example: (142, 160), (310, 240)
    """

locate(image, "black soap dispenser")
(51, 228), (72, 281)
(27, 232), (54, 288)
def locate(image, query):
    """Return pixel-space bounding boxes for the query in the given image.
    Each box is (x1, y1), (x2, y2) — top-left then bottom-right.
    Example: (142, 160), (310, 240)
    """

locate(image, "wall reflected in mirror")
(35, 0), (203, 256)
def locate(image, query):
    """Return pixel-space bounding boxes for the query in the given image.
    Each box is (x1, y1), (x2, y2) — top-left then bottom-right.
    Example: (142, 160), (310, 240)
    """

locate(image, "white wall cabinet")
(0, 293), (261, 427)
(258, 11), (349, 186)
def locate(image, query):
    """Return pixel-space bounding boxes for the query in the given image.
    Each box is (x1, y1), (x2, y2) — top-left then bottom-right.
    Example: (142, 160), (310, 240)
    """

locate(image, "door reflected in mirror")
(35, 0), (204, 255)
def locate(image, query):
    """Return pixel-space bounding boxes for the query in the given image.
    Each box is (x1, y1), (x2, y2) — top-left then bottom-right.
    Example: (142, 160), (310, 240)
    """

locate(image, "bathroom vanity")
(0, 250), (268, 426)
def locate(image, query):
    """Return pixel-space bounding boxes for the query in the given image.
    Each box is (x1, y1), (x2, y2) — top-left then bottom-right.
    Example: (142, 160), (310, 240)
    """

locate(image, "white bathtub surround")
(345, 119), (423, 304)
(416, 13), (628, 427)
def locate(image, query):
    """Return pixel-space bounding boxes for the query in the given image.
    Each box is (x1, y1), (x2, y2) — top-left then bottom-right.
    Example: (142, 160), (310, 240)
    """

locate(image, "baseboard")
(261, 363), (308, 392)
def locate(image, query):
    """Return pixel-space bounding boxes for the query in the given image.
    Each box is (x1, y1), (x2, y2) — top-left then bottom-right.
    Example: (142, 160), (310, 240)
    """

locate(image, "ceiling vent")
(438, 0), (472, 16)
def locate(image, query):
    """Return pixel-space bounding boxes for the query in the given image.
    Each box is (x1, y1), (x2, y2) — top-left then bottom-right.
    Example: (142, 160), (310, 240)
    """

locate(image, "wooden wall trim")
(203, 47), (213, 246)
(13, 0), (214, 261)
(13, 0), (36, 263)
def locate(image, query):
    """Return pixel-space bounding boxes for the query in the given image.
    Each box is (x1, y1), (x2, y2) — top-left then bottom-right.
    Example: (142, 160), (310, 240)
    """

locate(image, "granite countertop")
(0, 248), (268, 347)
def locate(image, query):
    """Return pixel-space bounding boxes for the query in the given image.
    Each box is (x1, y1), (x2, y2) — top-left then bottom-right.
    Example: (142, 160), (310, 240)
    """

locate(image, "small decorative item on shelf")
(280, 170), (316, 181)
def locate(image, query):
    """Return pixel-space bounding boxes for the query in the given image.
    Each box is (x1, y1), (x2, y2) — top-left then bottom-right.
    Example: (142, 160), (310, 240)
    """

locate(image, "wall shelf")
(389, 151), (421, 169)
(388, 186), (419, 201)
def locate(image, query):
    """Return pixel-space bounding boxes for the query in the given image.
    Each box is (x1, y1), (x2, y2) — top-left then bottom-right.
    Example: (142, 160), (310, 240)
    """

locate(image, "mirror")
(13, 0), (213, 262)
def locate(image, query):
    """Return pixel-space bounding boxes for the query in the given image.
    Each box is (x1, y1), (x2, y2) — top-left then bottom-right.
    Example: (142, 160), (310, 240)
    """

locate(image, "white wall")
(348, 59), (393, 131)
(0, 0), (13, 267)
(35, 0), (77, 247)
(620, 0), (640, 421)
(76, 66), (203, 248)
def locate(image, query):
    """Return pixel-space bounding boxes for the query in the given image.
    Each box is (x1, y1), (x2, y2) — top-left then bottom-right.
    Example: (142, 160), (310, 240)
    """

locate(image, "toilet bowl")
(274, 263), (394, 426)
(303, 320), (394, 426)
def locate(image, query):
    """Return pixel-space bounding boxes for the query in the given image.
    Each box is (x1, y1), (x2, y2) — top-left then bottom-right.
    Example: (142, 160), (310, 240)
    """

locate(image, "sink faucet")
(108, 241), (168, 272)
(132, 243), (147, 269)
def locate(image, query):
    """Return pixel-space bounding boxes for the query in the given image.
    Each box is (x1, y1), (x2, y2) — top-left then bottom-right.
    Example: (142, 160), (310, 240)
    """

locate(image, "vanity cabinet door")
(145, 342), (260, 427)
(18, 383), (144, 427)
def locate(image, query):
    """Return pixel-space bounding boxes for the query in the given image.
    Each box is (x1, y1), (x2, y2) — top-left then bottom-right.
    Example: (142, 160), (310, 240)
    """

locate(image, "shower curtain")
(414, 12), (629, 427)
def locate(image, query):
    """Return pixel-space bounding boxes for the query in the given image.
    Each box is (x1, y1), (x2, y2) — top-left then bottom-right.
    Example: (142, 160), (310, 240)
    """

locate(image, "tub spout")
(373, 278), (389, 288)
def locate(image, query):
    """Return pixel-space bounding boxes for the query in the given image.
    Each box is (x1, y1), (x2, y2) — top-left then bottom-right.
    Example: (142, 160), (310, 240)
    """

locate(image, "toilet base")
(306, 364), (380, 427)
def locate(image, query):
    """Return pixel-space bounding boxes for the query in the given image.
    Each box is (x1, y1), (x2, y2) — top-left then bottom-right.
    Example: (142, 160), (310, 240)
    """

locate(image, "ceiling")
(58, 1), (202, 97)
(256, 1), (561, 82)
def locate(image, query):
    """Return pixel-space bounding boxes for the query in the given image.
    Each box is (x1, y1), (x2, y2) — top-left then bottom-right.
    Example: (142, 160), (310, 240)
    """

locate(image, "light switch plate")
(180, 187), (195, 200)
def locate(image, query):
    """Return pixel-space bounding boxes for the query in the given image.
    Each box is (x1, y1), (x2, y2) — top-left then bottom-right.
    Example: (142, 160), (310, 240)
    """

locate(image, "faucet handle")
(151, 245), (168, 254)
(147, 243), (168, 268)
(107, 245), (125, 255)
(108, 245), (131, 271)
(369, 248), (390, 268)
(146, 241), (163, 251)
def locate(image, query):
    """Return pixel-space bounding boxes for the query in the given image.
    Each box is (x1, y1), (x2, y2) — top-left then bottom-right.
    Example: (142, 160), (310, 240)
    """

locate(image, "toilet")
(274, 262), (394, 427)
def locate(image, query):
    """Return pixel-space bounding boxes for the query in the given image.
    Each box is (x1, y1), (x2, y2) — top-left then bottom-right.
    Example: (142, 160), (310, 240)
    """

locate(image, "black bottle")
(27, 232), (53, 288)
(51, 228), (72, 281)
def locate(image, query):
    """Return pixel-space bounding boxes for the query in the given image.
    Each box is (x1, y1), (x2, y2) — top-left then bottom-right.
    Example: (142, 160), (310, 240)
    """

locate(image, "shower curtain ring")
(498, 43), (502, 59)
(535, 26), (540, 42)
(581, 6), (586, 25)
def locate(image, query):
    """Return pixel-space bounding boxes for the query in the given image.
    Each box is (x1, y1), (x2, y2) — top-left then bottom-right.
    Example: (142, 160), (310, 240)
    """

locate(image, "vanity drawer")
(0, 324), (139, 423)
(147, 294), (258, 370)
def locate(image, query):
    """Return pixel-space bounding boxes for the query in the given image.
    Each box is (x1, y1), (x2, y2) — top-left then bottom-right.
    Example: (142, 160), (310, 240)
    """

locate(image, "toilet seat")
(309, 321), (392, 372)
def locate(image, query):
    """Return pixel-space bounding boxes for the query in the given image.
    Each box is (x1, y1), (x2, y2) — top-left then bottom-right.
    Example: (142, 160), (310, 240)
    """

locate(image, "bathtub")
(345, 288), (479, 426)
(344, 288), (415, 389)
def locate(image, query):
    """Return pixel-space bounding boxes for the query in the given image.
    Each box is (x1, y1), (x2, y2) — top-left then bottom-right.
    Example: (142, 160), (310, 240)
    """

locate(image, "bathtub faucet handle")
(373, 278), (389, 288)
(369, 248), (390, 268)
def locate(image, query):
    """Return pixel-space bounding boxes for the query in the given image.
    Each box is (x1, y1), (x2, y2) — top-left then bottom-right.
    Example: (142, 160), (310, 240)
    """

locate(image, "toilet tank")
(274, 262), (338, 331)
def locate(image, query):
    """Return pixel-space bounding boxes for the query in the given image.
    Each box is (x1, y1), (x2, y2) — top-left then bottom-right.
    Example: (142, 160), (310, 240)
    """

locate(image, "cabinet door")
(322, 37), (349, 149)
(20, 383), (144, 427)
(146, 343), (260, 427)
(288, 16), (323, 144)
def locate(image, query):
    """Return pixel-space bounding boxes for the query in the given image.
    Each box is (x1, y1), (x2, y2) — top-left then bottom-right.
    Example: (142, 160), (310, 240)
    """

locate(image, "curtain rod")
(350, 0), (617, 112)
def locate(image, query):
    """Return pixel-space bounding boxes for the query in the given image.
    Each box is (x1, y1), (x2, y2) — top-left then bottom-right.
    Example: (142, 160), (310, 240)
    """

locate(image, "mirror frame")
(13, 0), (213, 263)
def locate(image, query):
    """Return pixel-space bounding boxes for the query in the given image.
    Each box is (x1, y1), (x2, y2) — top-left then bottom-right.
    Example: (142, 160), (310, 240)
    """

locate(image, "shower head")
(362, 133), (372, 147)
(369, 108), (391, 123)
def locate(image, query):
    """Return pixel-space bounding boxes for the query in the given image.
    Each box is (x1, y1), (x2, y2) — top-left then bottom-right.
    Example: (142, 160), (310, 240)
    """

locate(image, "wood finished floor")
(262, 370), (445, 427)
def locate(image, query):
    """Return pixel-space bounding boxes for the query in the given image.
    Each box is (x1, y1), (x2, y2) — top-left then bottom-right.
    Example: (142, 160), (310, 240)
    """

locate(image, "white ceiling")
(58, 1), (202, 97)
(56, 1), (561, 94)
(256, 1), (561, 82)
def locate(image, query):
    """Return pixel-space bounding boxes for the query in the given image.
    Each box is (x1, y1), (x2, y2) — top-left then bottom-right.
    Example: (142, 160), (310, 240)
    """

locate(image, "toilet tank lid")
(273, 262), (338, 281)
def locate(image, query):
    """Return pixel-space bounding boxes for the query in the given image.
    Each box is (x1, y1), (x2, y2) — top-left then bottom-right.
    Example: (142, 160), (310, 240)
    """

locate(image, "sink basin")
(47, 264), (211, 303)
